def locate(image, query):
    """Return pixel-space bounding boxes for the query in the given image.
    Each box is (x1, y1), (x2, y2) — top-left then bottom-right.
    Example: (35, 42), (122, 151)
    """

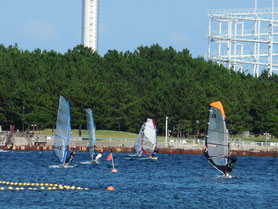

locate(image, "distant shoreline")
(1, 145), (278, 158)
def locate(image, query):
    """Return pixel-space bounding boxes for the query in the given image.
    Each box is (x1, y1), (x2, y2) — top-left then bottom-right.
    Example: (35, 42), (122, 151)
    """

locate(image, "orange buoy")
(111, 168), (118, 173)
(107, 186), (114, 191)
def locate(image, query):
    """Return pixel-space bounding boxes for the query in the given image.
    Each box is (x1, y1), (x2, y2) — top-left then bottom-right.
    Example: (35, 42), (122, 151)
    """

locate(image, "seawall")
(1, 145), (278, 157)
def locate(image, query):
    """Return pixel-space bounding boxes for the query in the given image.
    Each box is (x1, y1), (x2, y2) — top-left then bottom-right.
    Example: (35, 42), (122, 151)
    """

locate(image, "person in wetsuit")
(64, 151), (76, 166)
(150, 147), (158, 159)
(93, 146), (103, 164)
(203, 147), (209, 159)
(225, 154), (237, 177)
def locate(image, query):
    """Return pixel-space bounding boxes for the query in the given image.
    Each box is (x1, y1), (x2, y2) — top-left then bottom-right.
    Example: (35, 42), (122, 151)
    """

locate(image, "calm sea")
(0, 151), (277, 209)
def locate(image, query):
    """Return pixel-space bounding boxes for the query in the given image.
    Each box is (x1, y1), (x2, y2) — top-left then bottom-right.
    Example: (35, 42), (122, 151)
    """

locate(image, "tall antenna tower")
(208, 0), (278, 77)
(82, 0), (98, 51)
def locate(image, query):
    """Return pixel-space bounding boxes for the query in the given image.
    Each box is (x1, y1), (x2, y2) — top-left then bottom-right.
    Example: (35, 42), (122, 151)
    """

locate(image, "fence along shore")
(1, 133), (278, 157)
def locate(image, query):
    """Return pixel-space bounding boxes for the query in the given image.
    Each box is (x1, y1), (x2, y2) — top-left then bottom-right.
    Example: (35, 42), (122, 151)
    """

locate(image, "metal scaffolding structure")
(208, 0), (278, 77)
(82, 0), (98, 52)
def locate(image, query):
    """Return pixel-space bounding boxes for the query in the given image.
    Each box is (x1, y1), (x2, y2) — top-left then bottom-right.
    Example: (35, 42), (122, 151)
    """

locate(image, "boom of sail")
(205, 101), (229, 174)
(86, 108), (96, 161)
(134, 118), (157, 157)
(53, 96), (71, 165)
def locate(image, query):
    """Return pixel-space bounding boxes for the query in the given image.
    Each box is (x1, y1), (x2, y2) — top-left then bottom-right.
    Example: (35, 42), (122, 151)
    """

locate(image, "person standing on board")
(93, 146), (103, 164)
(64, 151), (76, 166)
(225, 154), (237, 177)
(150, 147), (158, 159)
(203, 147), (209, 159)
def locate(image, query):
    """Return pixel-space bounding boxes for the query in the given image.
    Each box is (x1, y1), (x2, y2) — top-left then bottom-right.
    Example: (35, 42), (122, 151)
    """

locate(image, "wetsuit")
(225, 154), (237, 175)
(65, 152), (75, 165)
(94, 150), (103, 163)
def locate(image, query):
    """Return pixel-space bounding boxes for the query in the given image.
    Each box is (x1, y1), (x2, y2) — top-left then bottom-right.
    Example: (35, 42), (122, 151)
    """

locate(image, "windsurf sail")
(205, 101), (229, 174)
(134, 118), (157, 157)
(53, 96), (71, 165)
(86, 108), (96, 161)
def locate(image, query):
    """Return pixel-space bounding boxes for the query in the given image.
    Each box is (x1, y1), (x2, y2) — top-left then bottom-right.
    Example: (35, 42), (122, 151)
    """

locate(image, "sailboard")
(134, 118), (157, 157)
(86, 108), (96, 162)
(53, 96), (71, 166)
(205, 101), (229, 175)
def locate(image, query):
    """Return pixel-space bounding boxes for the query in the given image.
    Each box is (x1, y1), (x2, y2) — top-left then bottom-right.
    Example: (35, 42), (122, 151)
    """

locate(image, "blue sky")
(0, 0), (273, 58)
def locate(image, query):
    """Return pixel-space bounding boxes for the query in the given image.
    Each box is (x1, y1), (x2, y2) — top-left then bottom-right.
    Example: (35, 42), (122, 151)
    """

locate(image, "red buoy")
(107, 186), (115, 191)
(111, 168), (118, 173)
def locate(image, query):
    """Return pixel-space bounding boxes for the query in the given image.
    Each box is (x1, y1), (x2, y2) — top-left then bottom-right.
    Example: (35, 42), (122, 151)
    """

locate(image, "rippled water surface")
(0, 151), (277, 208)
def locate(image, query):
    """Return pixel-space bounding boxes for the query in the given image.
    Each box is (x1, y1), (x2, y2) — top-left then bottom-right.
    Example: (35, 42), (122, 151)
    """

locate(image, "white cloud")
(19, 20), (57, 42)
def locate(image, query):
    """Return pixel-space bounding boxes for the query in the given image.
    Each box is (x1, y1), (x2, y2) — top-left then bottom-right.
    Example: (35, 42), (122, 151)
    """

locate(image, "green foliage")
(1, 43), (278, 137)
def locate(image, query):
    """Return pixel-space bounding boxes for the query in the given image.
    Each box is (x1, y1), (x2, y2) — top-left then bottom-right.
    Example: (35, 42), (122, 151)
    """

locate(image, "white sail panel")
(86, 108), (96, 161)
(53, 96), (71, 165)
(135, 118), (157, 157)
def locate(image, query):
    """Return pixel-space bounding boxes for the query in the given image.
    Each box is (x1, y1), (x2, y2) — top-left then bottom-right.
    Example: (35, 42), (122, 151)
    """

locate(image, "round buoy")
(0, 187), (4, 190)
(112, 168), (118, 173)
(8, 187), (13, 190)
(18, 183), (22, 186)
(20, 187), (24, 190)
(45, 183), (49, 187)
(41, 187), (45, 190)
(28, 187), (33, 190)
(107, 186), (114, 191)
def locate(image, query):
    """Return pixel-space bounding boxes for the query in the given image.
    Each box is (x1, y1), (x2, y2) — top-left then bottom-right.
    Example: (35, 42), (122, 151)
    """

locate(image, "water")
(0, 151), (277, 209)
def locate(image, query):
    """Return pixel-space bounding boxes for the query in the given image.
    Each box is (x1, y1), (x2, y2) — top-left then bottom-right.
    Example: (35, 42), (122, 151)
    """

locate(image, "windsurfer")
(150, 147), (158, 159)
(93, 146), (103, 164)
(225, 154), (237, 177)
(203, 147), (210, 159)
(64, 151), (76, 166)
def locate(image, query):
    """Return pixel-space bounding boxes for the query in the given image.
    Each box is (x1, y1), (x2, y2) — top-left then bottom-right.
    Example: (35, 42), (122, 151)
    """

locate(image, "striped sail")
(53, 96), (71, 165)
(135, 118), (157, 157)
(134, 123), (145, 154)
(86, 108), (96, 161)
(205, 101), (229, 174)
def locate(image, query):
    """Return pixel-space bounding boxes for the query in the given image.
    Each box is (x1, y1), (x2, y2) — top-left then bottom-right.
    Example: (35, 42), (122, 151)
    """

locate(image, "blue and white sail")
(53, 96), (71, 165)
(86, 108), (96, 161)
(135, 118), (157, 157)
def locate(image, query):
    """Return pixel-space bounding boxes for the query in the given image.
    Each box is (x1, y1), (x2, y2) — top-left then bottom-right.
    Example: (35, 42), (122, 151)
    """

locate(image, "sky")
(0, 0), (274, 58)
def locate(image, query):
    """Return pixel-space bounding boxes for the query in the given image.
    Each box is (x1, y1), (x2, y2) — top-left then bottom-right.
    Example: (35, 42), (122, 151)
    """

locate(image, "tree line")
(1, 43), (278, 137)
